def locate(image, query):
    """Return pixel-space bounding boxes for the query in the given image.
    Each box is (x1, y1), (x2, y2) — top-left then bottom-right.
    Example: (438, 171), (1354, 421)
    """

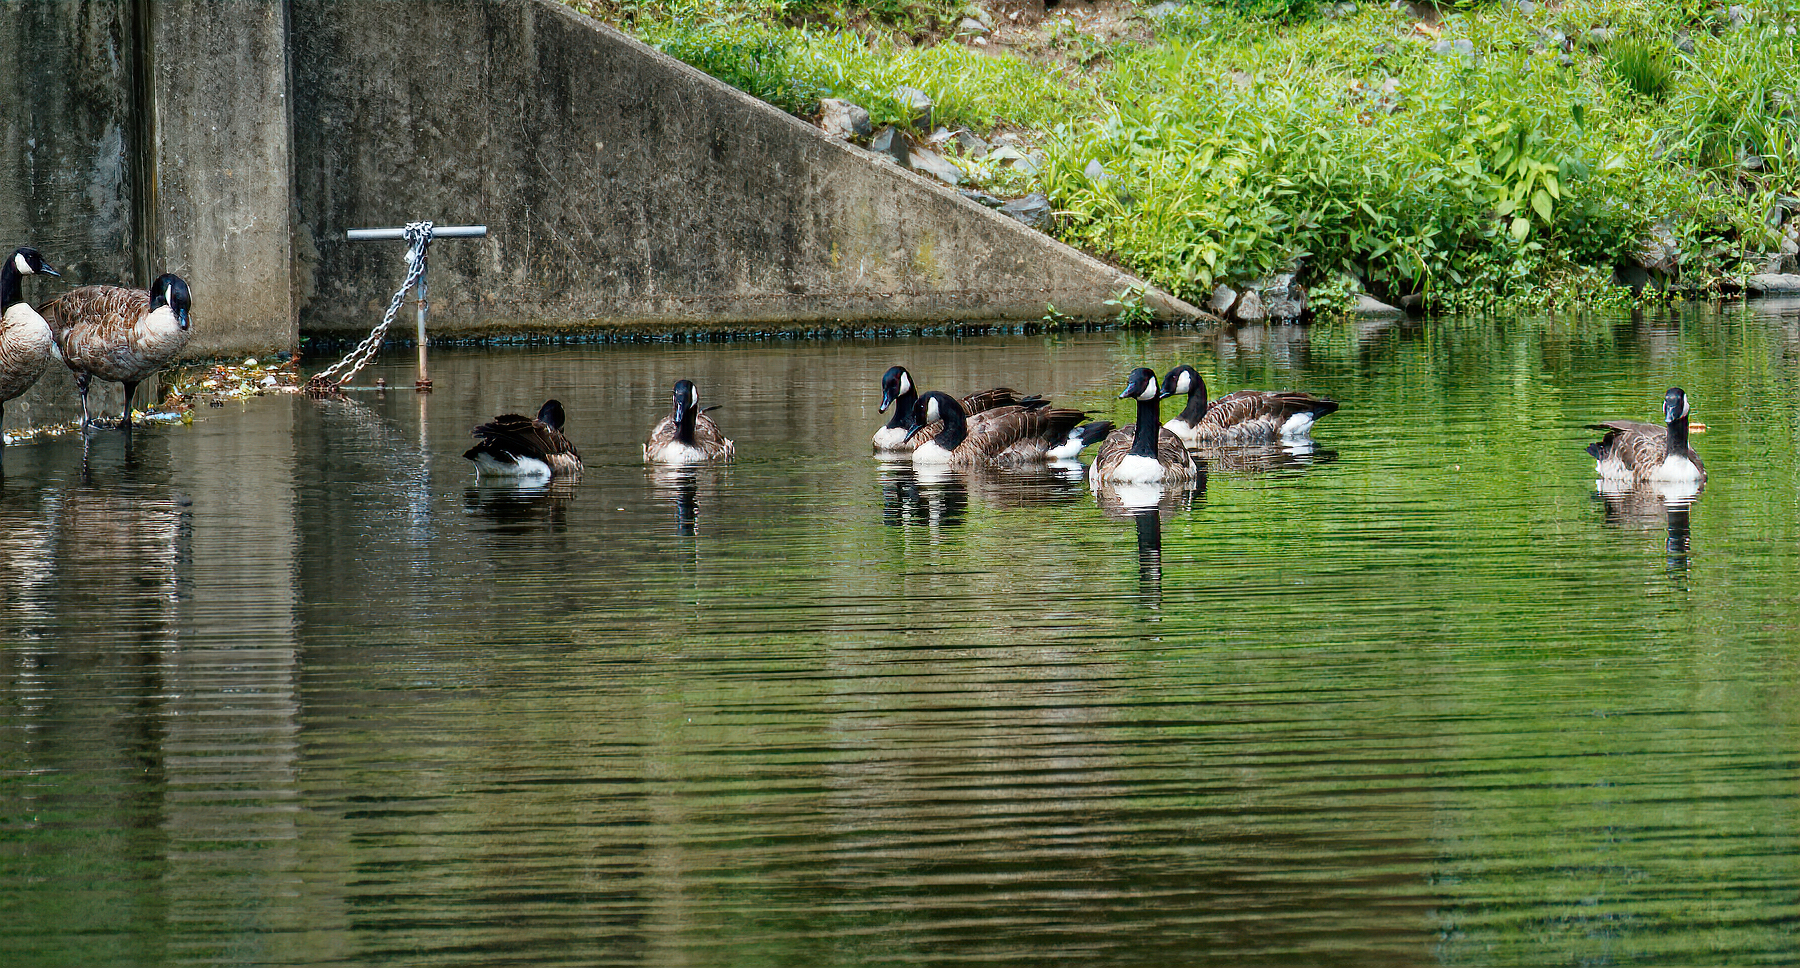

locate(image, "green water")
(2, 307), (1798, 966)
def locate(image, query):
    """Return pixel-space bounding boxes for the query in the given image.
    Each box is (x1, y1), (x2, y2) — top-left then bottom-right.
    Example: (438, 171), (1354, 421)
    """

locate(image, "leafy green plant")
(1105, 285), (1157, 326)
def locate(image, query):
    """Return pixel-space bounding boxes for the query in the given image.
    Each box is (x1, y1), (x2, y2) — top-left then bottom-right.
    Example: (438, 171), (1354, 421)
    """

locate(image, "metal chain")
(305, 221), (433, 394)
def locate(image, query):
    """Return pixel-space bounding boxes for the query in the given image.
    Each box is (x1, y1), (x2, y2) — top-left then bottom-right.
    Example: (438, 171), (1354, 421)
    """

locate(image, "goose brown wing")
(470, 413), (576, 462)
(990, 407), (1087, 462)
(1157, 428), (1194, 471)
(959, 387), (1020, 415)
(39, 285), (150, 360)
(1199, 389), (1335, 435)
(694, 413), (736, 458)
(1586, 421), (1666, 470)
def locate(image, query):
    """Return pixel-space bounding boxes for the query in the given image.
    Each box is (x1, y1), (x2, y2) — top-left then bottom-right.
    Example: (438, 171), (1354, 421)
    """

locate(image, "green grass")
(578, 0), (1800, 313)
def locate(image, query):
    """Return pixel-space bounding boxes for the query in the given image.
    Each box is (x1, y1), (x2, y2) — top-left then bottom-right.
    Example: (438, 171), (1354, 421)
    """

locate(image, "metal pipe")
(347, 225), (487, 241)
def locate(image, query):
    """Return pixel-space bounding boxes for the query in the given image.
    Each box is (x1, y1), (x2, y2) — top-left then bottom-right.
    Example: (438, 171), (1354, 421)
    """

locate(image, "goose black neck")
(674, 405), (698, 446)
(1130, 397), (1162, 459)
(1176, 385), (1208, 425)
(884, 387), (917, 431)
(1666, 413), (1689, 454)
(0, 262), (19, 311)
(933, 399), (969, 451)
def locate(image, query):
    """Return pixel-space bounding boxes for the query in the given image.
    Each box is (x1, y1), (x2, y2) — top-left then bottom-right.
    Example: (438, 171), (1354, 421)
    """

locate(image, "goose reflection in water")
(464, 481), (575, 533)
(1595, 480), (1701, 573)
(648, 466), (718, 536)
(880, 461), (969, 531)
(1094, 478), (1200, 609)
(1189, 438), (1337, 476)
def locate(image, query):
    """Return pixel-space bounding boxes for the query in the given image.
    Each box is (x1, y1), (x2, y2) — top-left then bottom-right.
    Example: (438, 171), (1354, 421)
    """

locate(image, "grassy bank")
(570, 0), (1798, 314)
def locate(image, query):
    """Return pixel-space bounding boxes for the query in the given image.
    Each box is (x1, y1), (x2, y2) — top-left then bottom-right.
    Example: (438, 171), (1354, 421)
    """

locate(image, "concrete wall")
(147, 0), (296, 356)
(3, 0), (1193, 415)
(290, 0), (1189, 335)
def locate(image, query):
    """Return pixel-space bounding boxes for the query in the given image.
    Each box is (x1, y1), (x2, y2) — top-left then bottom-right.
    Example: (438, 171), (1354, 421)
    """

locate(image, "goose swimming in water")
(1089, 367), (1198, 486)
(464, 399), (583, 480)
(0, 248), (62, 443)
(873, 365), (1028, 452)
(38, 273), (192, 430)
(645, 379), (735, 463)
(1587, 387), (1706, 486)
(1159, 364), (1338, 445)
(903, 390), (1095, 467)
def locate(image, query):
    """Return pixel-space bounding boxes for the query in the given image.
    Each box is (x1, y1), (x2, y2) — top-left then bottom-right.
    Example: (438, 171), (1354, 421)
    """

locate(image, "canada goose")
(464, 399), (583, 480)
(1587, 387), (1706, 486)
(1159, 364), (1339, 445)
(873, 365), (1027, 452)
(0, 248), (62, 441)
(903, 391), (1092, 467)
(38, 273), (192, 430)
(645, 379), (735, 463)
(1089, 367), (1198, 486)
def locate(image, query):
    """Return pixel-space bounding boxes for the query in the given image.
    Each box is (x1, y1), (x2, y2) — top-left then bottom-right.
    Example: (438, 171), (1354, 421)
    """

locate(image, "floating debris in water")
(164, 357), (304, 414)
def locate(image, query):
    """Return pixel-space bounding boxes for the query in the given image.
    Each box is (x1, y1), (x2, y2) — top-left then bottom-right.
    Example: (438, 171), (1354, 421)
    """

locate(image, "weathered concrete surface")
(0, 1), (139, 432)
(290, 0), (1199, 335)
(146, 0), (296, 356)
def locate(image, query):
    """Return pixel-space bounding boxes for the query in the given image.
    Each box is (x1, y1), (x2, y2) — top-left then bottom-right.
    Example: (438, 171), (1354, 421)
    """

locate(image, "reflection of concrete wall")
(161, 396), (306, 945)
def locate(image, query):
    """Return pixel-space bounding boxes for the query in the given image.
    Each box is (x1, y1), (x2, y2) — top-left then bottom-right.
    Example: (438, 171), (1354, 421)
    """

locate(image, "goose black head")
(1664, 387), (1691, 425)
(1120, 367), (1163, 402)
(671, 379), (700, 426)
(10, 247), (60, 279)
(1160, 365), (1203, 399)
(150, 273), (191, 330)
(537, 399), (566, 431)
(902, 390), (959, 443)
(879, 365), (914, 413)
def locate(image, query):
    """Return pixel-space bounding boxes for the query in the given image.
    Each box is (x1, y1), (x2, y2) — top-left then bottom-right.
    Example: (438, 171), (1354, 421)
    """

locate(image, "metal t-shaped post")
(345, 224), (488, 391)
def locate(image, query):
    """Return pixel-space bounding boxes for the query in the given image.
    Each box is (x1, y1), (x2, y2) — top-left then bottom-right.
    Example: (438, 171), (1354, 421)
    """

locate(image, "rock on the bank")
(1747, 273), (1800, 294)
(893, 86), (933, 129)
(1000, 193), (1053, 229)
(1234, 288), (1267, 322)
(869, 126), (910, 166)
(906, 145), (964, 186)
(820, 99), (872, 141)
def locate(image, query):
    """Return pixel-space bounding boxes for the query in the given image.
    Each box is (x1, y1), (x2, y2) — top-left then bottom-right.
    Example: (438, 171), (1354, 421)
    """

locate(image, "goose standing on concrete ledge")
(1159, 364), (1338, 445)
(1090, 367), (1198, 485)
(0, 248), (63, 443)
(645, 379), (735, 463)
(873, 365), (1025, 453)
(1587, 388), (1706, 486)
(464, 399), (583, 480)
(39, 273), (192, 430)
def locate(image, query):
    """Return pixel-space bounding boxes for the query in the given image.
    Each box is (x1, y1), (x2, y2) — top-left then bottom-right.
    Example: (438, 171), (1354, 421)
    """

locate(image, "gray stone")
(950, 128), (991, 159)
(1259, 273), (1307, 320)
(957, 17), (988, 37)
(959, 188), (1005, 208)
(1748, 273), (1800, 293)
(1586, 27), (1615, 47)
(869, 126), (910, 166)
(1084, 159), (1109, 182)
(1233, 288), (1267, 322)
(893, 86), (933, 129)
(1355, 294), (1404, 316)
(1147, 1), (1184, 15)
(1674, 29), (1695, 54)
(1741, 149), (1764, 171)
(1728, 3), (1748, 27)
(1000, 193), (1054, 230)
(1206, 284), (1239, 315)
(906, 145), (964, 186)
(1321, 1), (1358, 18)
(819, 98), (872, 141)
(1510, 0), (1536, 13)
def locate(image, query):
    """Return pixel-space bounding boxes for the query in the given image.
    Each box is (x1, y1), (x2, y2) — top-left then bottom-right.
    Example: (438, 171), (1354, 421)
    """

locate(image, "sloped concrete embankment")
(291, 0), (1198, 335)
